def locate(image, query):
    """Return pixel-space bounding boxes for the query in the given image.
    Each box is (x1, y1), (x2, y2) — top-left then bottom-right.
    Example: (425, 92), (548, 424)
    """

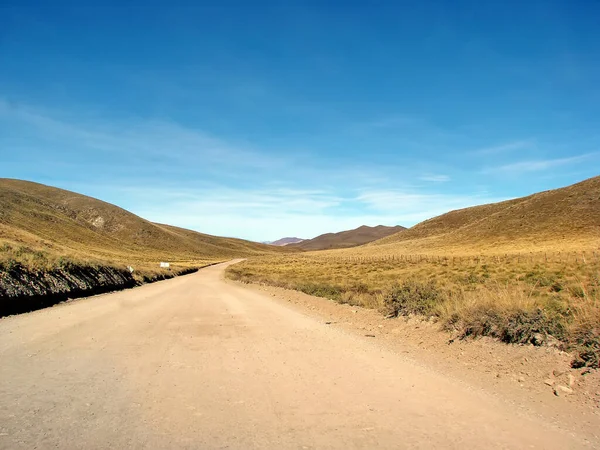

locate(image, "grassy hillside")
(291, 225), (406, 251)
(367, 176), (600, 255)
(0, 178), (283, 273)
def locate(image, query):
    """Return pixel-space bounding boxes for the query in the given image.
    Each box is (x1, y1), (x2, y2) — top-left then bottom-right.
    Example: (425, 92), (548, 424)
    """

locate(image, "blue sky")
(1, 1), (599, 241)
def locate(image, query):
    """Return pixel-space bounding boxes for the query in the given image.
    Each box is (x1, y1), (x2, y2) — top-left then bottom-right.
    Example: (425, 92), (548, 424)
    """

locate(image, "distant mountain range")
(264, 237), (305, 246)
(284, 225), (406, 251)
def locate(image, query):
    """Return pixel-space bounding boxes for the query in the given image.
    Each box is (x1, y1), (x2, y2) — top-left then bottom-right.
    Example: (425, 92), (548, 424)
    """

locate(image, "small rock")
(495, 373), (501, 378)
(517, 376), (525, 383)
(544, 379), (555, 386)
(546, 335), (560, 348)
(555, 385), (573, 395)
(553, 369), (567, 377)
(568, 374), (576, 387)
(531, 333), (545, 346)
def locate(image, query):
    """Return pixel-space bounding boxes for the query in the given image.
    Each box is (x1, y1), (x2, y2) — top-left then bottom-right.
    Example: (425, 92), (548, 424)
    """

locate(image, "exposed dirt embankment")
(0, 264), (199, 317)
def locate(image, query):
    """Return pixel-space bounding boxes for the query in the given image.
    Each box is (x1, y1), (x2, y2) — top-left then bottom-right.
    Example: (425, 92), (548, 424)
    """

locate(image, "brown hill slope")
(292, 225), (406, 251)
(0, 178), (282, 270)
(269, 237), (305, 246)
(366, 175), (600, 254)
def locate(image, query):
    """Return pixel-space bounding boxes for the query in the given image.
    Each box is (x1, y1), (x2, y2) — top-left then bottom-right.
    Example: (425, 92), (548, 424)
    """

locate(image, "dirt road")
(0, 261), (595, 449)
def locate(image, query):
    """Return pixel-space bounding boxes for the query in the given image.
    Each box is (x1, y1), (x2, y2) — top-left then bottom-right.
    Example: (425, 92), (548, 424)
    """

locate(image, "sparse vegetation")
(226, 254), (600, 368)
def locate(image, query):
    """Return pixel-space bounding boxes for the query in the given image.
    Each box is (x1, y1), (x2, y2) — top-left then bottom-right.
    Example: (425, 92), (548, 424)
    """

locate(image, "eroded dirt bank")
(0, 264), (199, 316)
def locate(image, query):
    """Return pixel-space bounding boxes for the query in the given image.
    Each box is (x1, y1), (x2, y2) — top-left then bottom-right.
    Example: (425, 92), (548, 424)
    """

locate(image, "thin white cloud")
(471, 139), (534, 156)
(419, 174), (450, 182)
(355, 189), (507, 218)
(368, 115), (419, 128)
(105, 186), (353, 241)
(484, 153), (596, 174)
(0, 98), (286, 171)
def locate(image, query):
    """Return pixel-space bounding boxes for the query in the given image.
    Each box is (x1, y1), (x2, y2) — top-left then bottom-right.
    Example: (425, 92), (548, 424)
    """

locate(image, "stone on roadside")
(544, 379), (555, 387)
(531, 333), (545, 346)
(554, 385), (573, 396)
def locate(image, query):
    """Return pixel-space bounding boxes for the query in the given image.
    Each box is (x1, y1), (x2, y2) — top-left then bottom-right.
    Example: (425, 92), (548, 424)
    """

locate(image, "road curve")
(0, 261), (593, 449)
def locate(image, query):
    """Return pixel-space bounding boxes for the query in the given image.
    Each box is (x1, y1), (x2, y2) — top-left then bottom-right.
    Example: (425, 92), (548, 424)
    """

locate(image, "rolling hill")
(290, 225), (406, 251)
(0, 178), (283, 270)
(364, 175), (600, 255)
(267, 237), (305, 246)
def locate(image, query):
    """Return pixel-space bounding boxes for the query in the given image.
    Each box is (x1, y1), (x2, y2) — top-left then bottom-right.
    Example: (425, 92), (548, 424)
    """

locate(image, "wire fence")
(278, 250), (600, 267)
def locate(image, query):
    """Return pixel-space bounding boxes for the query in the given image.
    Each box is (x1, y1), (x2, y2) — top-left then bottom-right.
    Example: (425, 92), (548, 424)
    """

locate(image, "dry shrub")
(439, 283), (569, 345)
(382, 280), (442, 318)
(568, 282), (600, 368)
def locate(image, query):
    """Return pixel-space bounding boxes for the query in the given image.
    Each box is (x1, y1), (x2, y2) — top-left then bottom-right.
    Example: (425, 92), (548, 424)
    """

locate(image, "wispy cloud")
(470, 139), (534, 156)
(354, 189), (506, 225)
(367, 115), (419, 129)
(94, 184), (351, 240)
(484, 153), (596, 174)
(419, 174), (450, 182)
(0, 98), (286, 171)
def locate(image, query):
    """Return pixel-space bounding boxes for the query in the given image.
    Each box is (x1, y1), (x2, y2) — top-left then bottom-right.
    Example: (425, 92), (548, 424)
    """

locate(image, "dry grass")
(226, 253), (600, 368)
(0, 178), (285, 277)
(365, 175), (600, 255)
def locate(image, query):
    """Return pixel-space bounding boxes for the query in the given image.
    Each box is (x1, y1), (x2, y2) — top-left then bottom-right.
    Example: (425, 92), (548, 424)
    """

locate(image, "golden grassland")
(361, 175), (600, 256)
(227, 252), (600, 368)
(0, 178), (285, 279)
